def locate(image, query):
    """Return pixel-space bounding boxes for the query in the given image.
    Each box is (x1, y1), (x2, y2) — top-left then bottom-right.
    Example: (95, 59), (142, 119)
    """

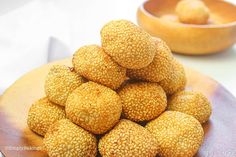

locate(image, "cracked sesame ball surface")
(159, 59), (187, 95)
(127, 38), (173, 82)
(65, 81), (122, 134)
(72, 45), (126, 89)
(98, 119), (159, 157)
(45, 65), (84, 106)
(146, 111), (204, 157)
(101, 20), (155, 69)
(27, 97), (66, 136)
(168, 91), (212, 124)
(44, 119), (97, 157)
(118, 82), (167, 122)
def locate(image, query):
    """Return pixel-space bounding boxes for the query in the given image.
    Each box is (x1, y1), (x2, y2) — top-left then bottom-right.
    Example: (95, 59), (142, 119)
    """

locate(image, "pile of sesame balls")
(27, 20), (212, 157)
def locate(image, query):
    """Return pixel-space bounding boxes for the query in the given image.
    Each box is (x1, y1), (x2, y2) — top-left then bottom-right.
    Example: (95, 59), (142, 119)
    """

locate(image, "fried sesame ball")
(44, 119), (97, 157)
(146, 111), (204, 157)
(72, 45), (126, 89)
(101, 20), (155, 69)
(45, 65), (84, 106)
(127, 38), (173, 82)
(27, 97), (66, 136)
(176, 0), (210, 25)
(99, 119), (158, 157)
(168, 91), (212, 124)
(159, 59), (187, 95)
(66, 81), (122, 134)
(118, 82), (167, 122)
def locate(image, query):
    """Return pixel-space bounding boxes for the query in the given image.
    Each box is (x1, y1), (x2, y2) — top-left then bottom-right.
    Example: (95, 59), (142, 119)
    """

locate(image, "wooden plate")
(0, 58), (236, 157)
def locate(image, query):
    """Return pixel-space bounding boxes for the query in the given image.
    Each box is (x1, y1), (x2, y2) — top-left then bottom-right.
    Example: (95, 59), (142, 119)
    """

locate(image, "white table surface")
(0, 0), (235, 97)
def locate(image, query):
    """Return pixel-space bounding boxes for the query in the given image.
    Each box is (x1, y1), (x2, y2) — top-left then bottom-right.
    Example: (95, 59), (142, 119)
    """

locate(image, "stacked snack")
(146, 111), (204, 157)
(66, 82), (122, 134)
(27, 19), (212, 157)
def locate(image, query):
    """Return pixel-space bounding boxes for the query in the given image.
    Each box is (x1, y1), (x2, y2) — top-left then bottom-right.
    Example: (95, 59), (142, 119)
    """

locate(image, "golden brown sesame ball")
(101, 20), (155, 69)
(118, 82), (167, 122)
(27, 97), (66, 136)
(66, 81), (122, 134)
(72, 45), (126, 89)
(159, 59), (187, 95)
(168, 91), (212, 124)
(45, 65), (84, 106)
(44, 119), (97, 157)
(176, 0), (210, 24)
(146, 111), (204, 157)
(99, 119), (158, 157)
(127, 38), (173, 82)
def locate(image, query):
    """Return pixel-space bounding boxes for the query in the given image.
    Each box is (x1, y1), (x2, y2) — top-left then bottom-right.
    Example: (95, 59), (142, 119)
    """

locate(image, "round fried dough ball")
(118, 82), (167, 122)
(101, 20), (155, 69)
(146, 111), (204, 157)
(44, 119), (97, 157)
(66, 81), (122, 134)
(45, 65), (84, 106)
(168, 91), (212, 124)
(176, 0), (210, 24)
(73, 45), (126, 89)
(127, 38), (173, 82)
(27, 97), (66, 136)
(99, 119), (158, 157)
(159, 59), (186, 95)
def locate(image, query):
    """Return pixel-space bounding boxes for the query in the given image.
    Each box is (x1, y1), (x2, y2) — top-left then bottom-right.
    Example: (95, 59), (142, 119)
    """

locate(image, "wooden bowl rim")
(139, 0), (236, 29)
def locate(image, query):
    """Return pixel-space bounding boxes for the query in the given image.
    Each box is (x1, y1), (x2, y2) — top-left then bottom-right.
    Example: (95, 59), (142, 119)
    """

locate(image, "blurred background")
(0, 0), (235, 96)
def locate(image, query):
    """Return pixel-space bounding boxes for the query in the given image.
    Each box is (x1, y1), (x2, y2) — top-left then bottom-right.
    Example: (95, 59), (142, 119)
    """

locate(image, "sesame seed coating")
(168, 91), (212, 124)
(72, 45), (126, 89)
(118, 82), (167, 122)
(65, 81), (122, 134)
(127, 38), (173, 82)
(176, 0), (210, 25)
(101, 20), (155, 69)
(159, 59), (187, 95)
(27, 97), (66, 136)
(99, 119), (158, 157)
(44, 119), (97, 157)
(45, 65), (84, 106)
(146, 111), (204, 157)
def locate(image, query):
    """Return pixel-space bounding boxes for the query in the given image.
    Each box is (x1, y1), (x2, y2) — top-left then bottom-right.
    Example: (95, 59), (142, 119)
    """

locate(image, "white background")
(0, 0), (236, 96)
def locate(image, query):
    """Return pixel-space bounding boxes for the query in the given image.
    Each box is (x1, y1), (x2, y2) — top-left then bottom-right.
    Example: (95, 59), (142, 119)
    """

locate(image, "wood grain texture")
(0, 58), (236, 157)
